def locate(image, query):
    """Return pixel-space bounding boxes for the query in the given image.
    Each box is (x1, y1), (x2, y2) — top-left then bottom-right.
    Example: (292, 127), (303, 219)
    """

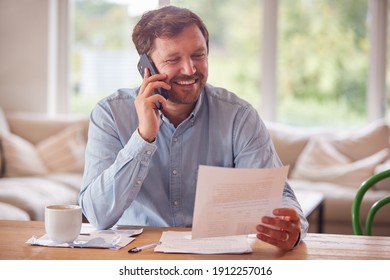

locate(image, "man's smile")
(175, 79), (197, 85)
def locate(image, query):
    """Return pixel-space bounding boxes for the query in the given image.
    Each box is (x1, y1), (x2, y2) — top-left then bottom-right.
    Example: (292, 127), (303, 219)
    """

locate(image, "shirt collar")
(159, 87), (205, 124)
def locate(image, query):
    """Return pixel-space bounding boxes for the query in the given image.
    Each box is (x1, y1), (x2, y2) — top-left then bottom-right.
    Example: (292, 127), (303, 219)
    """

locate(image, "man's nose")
(180, 58), (196, 75)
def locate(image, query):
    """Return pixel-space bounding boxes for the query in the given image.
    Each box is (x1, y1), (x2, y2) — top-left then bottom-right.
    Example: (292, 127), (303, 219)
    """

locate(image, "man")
(79, 5), (308, 250)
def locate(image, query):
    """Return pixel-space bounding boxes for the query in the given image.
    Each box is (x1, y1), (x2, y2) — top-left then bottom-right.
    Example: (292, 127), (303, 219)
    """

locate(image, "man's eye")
(193, 53), (206, 60)
(166, 58), (180, 64)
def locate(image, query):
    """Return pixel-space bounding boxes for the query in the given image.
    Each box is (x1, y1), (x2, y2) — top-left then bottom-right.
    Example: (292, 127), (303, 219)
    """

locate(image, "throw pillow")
(266, 122), (312, 176)
(36, 124), (86, 173)
(330, 119), (390, 161)
(291, 136), (390, 188)
(2, 132), (48, 177)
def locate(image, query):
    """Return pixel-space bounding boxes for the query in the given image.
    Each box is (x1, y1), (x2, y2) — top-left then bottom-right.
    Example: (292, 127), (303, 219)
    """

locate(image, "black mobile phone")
(137, 54), (170, 101)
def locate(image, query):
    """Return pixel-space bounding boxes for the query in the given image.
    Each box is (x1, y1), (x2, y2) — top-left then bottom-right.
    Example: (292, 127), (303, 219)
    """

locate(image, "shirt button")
(174, 201), (179, 206)
(146, 150), (152, 155)
(173, 138), (178, 143)
(137, 180), (141, 185)
(172, 169), (178, 175)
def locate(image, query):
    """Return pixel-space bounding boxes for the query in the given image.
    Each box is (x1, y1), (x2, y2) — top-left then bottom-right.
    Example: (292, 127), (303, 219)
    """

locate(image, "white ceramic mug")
(45, 205), (82, 243)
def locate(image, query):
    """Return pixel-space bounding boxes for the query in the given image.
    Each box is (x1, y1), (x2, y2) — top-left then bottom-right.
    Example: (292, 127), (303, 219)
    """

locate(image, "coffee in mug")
(45, 205), (82, 243)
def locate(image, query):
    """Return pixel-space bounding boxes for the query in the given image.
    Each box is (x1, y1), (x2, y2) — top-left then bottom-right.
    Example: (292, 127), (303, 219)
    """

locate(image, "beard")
(167, 72), (207, 105)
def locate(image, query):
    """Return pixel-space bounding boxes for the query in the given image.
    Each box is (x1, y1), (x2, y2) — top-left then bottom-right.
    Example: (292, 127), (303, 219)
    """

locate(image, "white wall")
(0, 0), (50, 113)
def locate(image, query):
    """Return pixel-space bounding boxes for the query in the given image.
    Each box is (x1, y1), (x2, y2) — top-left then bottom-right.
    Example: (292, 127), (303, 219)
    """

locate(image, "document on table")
(192, 165), (289, 239)
(155, 231), (252, 254)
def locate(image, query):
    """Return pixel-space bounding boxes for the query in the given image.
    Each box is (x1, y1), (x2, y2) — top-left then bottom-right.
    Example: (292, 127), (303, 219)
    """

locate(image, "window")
(70, 0), (386, 128)
(278, 0), (369, 126)
(71, 0), (159, 113)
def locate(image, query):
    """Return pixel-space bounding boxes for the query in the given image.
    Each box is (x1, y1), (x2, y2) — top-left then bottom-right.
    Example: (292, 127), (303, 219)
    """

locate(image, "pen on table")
(128, 241), (161, 253)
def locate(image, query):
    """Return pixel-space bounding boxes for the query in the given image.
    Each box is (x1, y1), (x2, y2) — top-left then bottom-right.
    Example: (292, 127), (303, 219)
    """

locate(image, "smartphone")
(137, 54), (170, 101)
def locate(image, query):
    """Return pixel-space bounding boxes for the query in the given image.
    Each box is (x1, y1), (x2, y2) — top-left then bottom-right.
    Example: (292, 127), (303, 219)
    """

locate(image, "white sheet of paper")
(155, 231), (252, 254)
(192, 165), (289, 239)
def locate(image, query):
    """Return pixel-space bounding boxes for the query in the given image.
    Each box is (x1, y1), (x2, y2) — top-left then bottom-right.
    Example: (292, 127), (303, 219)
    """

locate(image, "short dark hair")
(132, 6), (209, 55)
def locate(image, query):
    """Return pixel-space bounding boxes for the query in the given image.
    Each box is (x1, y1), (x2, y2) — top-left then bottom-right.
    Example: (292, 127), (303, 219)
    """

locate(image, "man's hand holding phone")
(135, 64), (171, 143)
(137, 54), (170, 107)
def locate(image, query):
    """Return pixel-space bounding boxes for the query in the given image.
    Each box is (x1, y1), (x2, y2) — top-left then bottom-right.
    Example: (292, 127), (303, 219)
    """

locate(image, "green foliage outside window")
(278, 0), (368, 126)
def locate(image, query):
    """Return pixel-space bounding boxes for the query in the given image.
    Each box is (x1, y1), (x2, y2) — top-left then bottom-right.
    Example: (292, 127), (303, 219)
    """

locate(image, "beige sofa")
(0, 109), (89, 221)
(267, 119), (390, 236)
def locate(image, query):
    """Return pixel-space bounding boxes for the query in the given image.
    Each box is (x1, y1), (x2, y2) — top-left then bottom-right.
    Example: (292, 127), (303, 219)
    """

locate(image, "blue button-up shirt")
(79, 84), (308, 238)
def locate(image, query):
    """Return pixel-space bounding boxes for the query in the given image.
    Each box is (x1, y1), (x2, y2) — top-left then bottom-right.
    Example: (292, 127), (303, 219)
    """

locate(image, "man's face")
(150, 24), (208, 105)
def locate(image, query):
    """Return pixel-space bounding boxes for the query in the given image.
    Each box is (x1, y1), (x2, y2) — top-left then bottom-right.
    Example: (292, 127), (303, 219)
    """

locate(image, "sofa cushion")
(291, 179), (390, 225)
(0, 202), (30, 221)
(373, 161), (390, 191)
(36, 124), (86, 173)
(291, 120), (390, 188)
(2, 124), (87, 177)
(44, 173), (83, 192)
(0, 176), (80, 220)
(2, 132), (48, 177)
(330, 118), (390, 161)
(291, 136), (389, 188)
(266, 122), (315, 175)
(6, 112), (89, 145)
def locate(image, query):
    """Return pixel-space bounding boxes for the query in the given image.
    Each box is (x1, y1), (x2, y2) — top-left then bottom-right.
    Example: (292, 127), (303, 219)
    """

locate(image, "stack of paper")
(155, 231), (252, 254)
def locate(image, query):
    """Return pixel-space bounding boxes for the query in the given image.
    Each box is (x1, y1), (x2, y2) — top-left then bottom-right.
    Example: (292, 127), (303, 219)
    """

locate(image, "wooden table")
(1, 220), (389, 260)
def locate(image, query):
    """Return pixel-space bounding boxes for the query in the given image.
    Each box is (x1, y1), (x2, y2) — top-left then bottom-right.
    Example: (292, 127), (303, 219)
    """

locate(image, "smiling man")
(79, 5), (308, 251)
